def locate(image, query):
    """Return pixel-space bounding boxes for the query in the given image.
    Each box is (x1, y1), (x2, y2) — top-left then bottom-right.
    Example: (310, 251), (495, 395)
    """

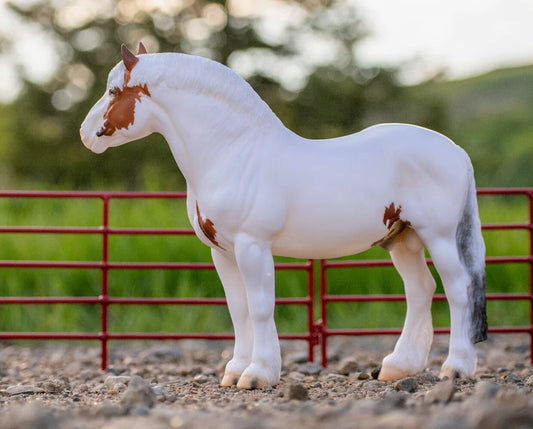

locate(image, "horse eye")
(108, 88), (118, 96)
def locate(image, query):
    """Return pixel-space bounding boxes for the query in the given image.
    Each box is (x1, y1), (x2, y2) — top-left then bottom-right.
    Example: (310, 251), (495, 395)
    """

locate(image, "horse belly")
(271, 207), (384, 259)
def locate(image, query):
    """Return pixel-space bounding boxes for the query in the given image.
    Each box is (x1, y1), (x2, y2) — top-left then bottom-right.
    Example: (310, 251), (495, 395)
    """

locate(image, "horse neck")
(153, 84), (288, 191)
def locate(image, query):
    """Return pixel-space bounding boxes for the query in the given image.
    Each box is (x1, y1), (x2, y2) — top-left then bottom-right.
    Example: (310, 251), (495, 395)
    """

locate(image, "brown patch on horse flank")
(97, 66), (151, 137)
(196, 202), (225, 250)
(383, 202), (402, 230)
(372, 202), (412, 249)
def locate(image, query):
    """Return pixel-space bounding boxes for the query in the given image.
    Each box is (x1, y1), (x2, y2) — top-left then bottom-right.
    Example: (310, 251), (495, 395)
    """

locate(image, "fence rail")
(0, 188), (531, 368)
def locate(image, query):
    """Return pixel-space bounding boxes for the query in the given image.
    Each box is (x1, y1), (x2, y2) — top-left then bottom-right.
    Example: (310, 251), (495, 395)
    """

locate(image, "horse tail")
(456, 159), (488, 343)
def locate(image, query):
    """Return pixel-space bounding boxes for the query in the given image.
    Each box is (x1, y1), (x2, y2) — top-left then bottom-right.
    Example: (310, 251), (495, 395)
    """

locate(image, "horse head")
(80, 43), (154, 154)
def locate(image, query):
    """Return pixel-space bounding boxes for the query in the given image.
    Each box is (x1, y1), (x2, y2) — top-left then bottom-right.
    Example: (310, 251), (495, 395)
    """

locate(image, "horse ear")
(121, 44), (139, 71)
(138, 42), (147, 55)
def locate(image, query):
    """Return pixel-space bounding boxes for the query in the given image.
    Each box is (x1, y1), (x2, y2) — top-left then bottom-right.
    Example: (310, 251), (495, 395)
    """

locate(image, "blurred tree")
(1, 0), (445, 189)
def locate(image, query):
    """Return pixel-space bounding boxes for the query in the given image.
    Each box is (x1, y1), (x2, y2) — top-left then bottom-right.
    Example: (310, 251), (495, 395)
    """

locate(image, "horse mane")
(129, 53), (281, 127)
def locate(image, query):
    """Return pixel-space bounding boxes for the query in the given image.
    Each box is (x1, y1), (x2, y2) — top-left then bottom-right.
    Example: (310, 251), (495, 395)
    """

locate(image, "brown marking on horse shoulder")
(196, 202), (225, 250)
(372, 202), (412, 249)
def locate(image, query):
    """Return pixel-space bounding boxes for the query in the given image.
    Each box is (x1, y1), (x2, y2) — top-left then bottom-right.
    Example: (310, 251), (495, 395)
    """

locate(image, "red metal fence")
(0, 188), (531, 369)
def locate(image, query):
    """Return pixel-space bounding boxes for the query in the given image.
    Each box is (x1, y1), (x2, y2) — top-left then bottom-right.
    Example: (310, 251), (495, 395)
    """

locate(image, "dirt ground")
(0, 334), (532, 429)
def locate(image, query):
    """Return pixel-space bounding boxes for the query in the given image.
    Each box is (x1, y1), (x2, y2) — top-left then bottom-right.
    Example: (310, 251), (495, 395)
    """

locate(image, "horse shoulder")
(190, 176), (287, 251)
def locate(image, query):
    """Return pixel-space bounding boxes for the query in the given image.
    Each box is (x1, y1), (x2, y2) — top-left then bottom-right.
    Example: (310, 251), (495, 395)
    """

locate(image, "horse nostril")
(96, 128), (105, 137)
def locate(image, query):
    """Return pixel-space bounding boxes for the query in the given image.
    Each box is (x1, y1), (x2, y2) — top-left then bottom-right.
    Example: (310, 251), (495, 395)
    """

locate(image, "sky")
(352, 0), (533, 83)
(1, 0), (533, 102)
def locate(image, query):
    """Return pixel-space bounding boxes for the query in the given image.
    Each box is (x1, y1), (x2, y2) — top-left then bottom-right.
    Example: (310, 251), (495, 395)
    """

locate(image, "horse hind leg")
(425, 235), (479, 379)
(379, 229), (437, 381)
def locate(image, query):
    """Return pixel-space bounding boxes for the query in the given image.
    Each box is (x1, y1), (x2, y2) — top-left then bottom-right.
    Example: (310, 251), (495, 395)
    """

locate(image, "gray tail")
(456, 167), (488, 343)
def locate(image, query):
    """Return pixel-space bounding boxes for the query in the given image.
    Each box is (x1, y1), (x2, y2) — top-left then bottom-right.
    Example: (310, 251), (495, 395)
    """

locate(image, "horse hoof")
(236, 374), (269, 390)
(438, 366), (461, 381)
(378, 364), (413, 381)
(220, 373), (240, 387)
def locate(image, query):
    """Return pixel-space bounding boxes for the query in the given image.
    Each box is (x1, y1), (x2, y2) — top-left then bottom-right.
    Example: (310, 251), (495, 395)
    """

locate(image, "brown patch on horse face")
(372, 202), (412, 249)
(96, 64), (151, 137)
(196, 202), (225, 250)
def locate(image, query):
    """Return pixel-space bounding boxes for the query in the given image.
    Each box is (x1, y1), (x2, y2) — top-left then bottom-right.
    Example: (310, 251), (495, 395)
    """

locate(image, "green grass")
(0, 193), (531, 337)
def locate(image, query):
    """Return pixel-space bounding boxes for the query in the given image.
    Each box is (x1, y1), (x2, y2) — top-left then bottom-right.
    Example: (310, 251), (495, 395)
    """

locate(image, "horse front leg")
(211, 249), (253, 387)
(233, 234), (281, 389)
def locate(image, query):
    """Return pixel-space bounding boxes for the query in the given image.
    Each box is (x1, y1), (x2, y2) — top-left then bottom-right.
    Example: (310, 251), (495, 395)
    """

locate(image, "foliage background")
(2, 0), (531, 191)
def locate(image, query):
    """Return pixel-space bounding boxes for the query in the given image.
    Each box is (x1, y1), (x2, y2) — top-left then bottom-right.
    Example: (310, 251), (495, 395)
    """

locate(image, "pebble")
(371, 367), (381, 379)
(129, 403), (151, 416)
(424, 379), (455, 404)
(472, 381), (500, 400)
(120, 375), (156, 411)
(296, 362), (323, 376)
(525, 375), (533, 386)
(338, 358), (359, 375)
(472, 399), (533, 429)
(394, 377), (418, 393)
(323, 373), (346, 382)
(375, 391), (407, 414)
(138, 345), (183, 363)
(93, 401), (124, 418)
(363, 380), (384, 391)
(288, 371), (305, 381)
(193, 374), (209, 384)
(288, 382), (309, 401)
(357, 372), (371, 380)
(0, 404), (58, 429)
(43, 378), (68, 394)
(152, 385), (166, 396)
(418, 372), (437, 384)
(6, 385), (45, 395)
(505, 373), (521, 384)
(105, 375), (132, 388)
(494, 389), (529, 409)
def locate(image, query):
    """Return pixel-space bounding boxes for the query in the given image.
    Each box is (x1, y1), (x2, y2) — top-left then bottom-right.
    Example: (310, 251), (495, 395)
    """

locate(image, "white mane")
(129, 53), (281, 128)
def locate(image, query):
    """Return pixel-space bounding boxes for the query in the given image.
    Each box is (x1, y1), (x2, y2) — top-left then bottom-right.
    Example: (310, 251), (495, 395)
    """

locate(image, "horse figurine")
(81, 43), (487, 389)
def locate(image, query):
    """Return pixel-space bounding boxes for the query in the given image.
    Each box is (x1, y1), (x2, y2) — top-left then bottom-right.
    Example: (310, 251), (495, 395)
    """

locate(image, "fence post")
(100, 195), (110, 370)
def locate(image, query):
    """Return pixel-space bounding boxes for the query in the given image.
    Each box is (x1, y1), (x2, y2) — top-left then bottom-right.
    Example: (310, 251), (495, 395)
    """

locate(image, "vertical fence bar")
(319, 259), (328, 367)
(529, 191), (533, 364)
(100, 196), (110, 370)
(306, 259), (315, 362)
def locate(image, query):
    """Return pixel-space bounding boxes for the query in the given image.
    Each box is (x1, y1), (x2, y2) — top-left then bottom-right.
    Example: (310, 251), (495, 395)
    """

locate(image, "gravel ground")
(0, 334), (532, 429)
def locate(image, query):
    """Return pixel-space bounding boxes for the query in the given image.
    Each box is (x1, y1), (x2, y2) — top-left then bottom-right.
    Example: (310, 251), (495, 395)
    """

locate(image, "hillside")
(422, 64), (533, 121)
(410, 65), (533, 187)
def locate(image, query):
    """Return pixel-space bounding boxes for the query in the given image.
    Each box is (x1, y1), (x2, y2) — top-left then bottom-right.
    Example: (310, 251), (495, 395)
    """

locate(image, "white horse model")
(81, 44), (487, 389)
